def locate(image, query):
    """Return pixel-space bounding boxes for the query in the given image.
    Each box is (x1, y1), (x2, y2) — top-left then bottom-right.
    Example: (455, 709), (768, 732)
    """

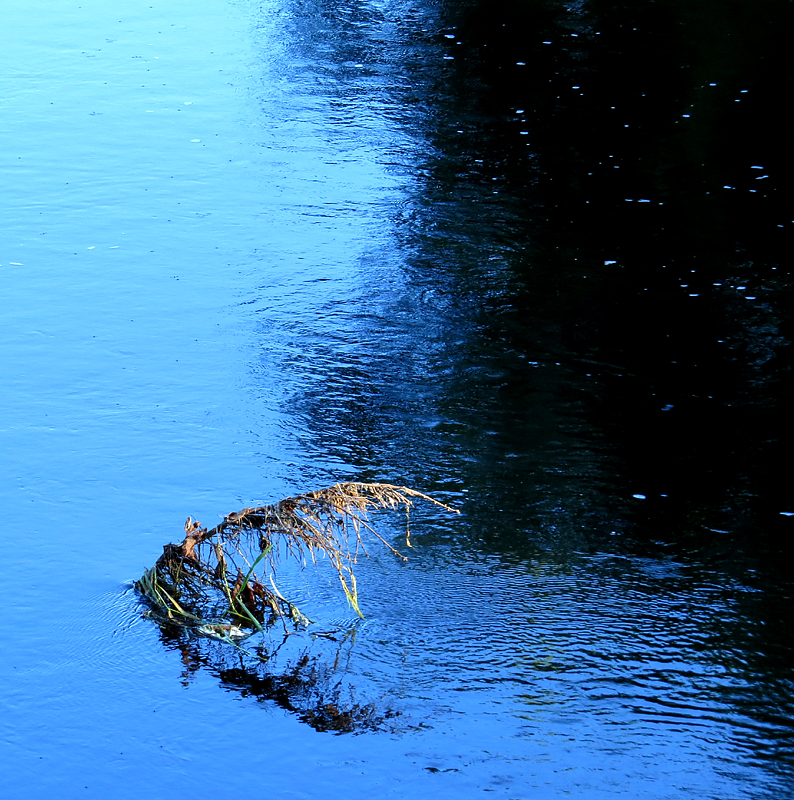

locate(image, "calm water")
(2, 0), (792, 797)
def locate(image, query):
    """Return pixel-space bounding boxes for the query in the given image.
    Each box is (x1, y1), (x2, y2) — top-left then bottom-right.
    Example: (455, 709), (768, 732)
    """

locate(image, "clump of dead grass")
(136, 482), (457, 638)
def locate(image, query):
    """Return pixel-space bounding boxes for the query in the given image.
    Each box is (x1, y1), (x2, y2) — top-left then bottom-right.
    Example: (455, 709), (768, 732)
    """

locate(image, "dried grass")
(136, 482), (457, 637)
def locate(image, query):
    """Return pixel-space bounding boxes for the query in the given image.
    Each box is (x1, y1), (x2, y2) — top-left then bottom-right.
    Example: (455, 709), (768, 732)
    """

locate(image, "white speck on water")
(632, 494), (646, 500)
(10, 262), (23, 265)
(184, 101), (192, 105)
(605, 260), (617, 265)
(191, 139), (200, 142)
(88, 246), (95, 250)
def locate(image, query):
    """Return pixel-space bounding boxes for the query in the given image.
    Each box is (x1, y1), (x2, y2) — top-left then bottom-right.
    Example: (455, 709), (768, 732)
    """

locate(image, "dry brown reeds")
(136, 482), (458, 641)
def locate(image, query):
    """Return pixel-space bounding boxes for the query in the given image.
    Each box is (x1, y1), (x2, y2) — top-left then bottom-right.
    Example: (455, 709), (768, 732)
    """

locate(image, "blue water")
(2, 0), (792, 797)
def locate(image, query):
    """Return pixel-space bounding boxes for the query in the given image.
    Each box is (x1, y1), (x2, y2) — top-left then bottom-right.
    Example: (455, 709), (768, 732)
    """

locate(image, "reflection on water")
(1, 0), (792, 796)
(154, 619), (394, 733)
(245, 0), (794, 788)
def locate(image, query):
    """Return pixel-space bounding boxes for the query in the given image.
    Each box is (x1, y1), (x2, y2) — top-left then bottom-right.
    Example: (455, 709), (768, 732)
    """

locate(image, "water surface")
(2, 0), (792, 798)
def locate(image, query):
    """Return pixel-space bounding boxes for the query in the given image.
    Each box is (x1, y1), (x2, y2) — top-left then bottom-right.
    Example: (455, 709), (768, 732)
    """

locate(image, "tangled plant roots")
(136, 482), (458, 640)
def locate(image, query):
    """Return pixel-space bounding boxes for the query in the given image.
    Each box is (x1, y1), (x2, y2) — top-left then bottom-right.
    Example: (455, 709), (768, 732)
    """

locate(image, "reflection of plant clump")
(136, 482), (457, 732)
(217, 648), (394, 733)
(156, 618), (395, 733)
(136, 482), (457, 637)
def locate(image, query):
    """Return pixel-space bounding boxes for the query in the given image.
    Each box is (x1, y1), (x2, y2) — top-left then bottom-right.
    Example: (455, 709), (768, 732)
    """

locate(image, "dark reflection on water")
(263, 0), (794, 553)
(153, 619), (396, 733)
(242, 0), (794, 789)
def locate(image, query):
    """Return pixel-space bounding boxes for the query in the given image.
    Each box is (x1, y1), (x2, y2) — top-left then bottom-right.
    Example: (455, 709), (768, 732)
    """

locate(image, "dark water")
(2, 0), (792, 797)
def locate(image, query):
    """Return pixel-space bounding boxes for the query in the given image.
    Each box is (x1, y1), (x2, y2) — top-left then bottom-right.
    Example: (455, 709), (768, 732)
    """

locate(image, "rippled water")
(2, 0), (792, 797)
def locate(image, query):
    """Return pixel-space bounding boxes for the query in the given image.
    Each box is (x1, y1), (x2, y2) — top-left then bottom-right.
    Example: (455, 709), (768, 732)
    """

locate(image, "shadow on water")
(230, 0), (794, 785)
(259, 0), (793, 560)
